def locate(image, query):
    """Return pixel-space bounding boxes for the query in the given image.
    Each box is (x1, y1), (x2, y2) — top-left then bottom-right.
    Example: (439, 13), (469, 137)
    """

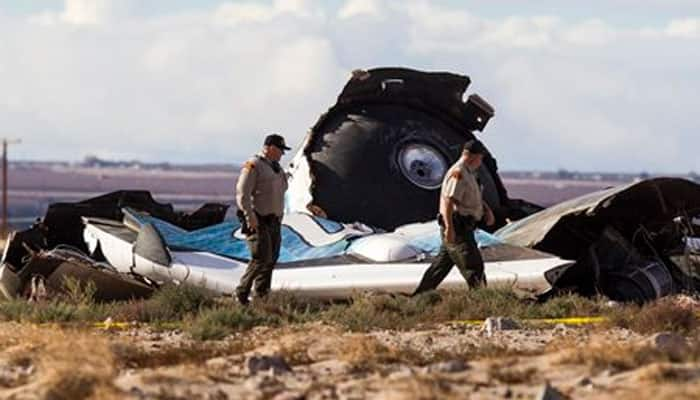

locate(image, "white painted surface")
(85, 220), (567, 298)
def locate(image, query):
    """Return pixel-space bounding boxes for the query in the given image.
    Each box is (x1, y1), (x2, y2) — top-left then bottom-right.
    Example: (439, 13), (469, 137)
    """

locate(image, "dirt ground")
(1, 319), (699, 400)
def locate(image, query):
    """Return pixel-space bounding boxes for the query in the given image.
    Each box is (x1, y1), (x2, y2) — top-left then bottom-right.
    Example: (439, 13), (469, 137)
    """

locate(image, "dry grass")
(183, 306), (281, 340)
(618, 381), (700, 400)
(637, 363), (700, 383)
(321, 289), (608, 332)
(337, 335), (408, 367)
(0, 284), (697, 343)
(607, 300), (699, 335)
(556, 337), (700, 374)
(109, 340), (251, 369)
(488, 363), (538, 384)
(379, 375), (456, 400)
(0, 324), (120, 399)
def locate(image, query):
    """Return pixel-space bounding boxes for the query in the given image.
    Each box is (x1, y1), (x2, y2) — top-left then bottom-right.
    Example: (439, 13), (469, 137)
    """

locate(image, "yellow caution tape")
(532, 316), (606, 325)
(451, 316), (607, 326)
(93, 321), (131, 330)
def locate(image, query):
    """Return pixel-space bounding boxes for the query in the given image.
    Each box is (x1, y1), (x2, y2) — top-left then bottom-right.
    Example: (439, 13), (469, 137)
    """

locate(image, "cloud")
(1, 0), (699, 173)
(337, 0), (382, 19)
(666, 18), (700, 38)
(563, 19), (617, 46)
(214, 0), (323, 26)
(61, 0), (134, 25)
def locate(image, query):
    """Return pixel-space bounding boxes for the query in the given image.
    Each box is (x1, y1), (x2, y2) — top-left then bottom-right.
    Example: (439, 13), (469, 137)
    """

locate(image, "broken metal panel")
(133, 223), (172, 266)
(0, 190), (227, 299)
(670, 236), (700, 290)
(553, 227), (674, 301)
(43, 191), (229, 252)
(43, 252), (154, 301)
(11, 249), (153, 301)
(498, 178), (700, 301)
(82, 213), (567, 297)
(497, 178), (700, 260)
(3, 190), (228, 274)
(286, 67), (525, 232)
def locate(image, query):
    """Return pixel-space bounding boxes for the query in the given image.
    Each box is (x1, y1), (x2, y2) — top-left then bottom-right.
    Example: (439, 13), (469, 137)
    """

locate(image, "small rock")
(387, 365), (415, 379)
(272, 391), (304, 400)
(553, 323), (568, 332)
(535, 381), (566, 400)
(605, 300), (621, 308)
(643, 332), (688, 360)
(480, 317), (520, 337)
(244, 375), (284, 393)
(599, 369), (614, 378)
(576, 376), (592, 387)
(670, 294), (700, 310)
(246, 355), (292, 375)
(425, 360), (469, 374)
(308, 359), (351, 376)
(503, 387), (513, 398)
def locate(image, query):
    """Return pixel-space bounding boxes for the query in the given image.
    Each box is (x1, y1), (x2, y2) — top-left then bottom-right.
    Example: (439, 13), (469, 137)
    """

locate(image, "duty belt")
(437, 213), (477, 232)
(256, 212), (281, 224)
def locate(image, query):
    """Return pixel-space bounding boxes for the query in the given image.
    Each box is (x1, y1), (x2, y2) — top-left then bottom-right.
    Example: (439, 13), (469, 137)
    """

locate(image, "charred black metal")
(42, 191), (228, 254)
(301, 67), (529, 231)
(0, 190), (228, 299)
(19, 249), (153, 301)
(499, 178), (700, 302)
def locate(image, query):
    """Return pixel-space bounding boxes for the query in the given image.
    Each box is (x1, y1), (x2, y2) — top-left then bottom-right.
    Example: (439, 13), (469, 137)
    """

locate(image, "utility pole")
(2, 139), (21, 238)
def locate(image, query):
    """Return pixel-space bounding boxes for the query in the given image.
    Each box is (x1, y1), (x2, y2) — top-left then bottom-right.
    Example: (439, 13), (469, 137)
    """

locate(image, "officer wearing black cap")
(413, 139), (495, 295)
(235, 133), (291, 304)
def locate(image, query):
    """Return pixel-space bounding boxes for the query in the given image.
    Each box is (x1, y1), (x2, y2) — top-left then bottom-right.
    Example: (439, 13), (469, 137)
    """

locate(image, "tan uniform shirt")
(441, 159), (484, 220)
(236, 154), (288, 226)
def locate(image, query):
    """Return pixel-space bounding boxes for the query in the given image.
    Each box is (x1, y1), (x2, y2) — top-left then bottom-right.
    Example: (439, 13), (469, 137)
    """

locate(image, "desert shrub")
(254, 291), (326, 323)
(321, 293), (426, 331)
(149, 284), (214, 319)
(112, 284), (215, 323)
(427, 287), (527, 321)
(0, 299), (35, 321)
(529, 293), (607, 319)
(60, 276), (97, 306)
(185, 306), (280, 340)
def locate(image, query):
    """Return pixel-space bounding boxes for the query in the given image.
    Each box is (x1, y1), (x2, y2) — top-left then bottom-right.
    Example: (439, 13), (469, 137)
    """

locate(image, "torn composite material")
(80, 209), (570, 298)
(0, 191), (228, 300)
(285, 67), (538, 232)
(497, 178), (700, 301)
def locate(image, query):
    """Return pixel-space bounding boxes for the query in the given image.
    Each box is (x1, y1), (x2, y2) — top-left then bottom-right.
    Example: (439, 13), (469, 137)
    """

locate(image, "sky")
(0, 0), (698, 173)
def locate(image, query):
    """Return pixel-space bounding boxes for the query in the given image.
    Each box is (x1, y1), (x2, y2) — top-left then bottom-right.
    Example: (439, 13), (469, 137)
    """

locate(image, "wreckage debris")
(498, 177), (700, 302)
(0, 191), (228, 301)
(2, 66), (699, 305)
(4, 179), (700, 304)
(1, 189), (568, 301)
(285, 67), (539, 232)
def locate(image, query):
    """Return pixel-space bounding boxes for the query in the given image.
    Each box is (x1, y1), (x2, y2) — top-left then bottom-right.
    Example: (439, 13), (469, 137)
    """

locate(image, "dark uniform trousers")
(413, 214), (486, 295)
(236, 214), (282, 299)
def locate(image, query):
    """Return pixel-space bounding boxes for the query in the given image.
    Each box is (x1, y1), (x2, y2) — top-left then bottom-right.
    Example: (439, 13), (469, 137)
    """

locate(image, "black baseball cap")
(264, 134), (291, 151)
(463, 139), (486, 155)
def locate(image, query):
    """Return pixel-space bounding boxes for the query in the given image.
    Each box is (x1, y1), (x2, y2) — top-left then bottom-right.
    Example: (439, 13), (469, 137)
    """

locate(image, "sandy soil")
(0, 320), (698, 400)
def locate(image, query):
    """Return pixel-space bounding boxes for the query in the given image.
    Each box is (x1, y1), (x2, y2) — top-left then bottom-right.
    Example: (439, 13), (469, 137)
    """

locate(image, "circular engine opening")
(397, 143), (449, 190)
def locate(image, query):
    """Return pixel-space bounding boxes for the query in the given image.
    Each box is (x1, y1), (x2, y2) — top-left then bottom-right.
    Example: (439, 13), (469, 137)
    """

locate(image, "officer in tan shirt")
(235, 134), (290, 305)
(413, 139), (495, 295)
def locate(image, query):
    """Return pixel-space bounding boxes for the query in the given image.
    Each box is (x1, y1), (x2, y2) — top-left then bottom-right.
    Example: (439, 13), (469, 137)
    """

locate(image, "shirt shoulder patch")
(243, 160), (256, 171)
(450, 170), (462, 180)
